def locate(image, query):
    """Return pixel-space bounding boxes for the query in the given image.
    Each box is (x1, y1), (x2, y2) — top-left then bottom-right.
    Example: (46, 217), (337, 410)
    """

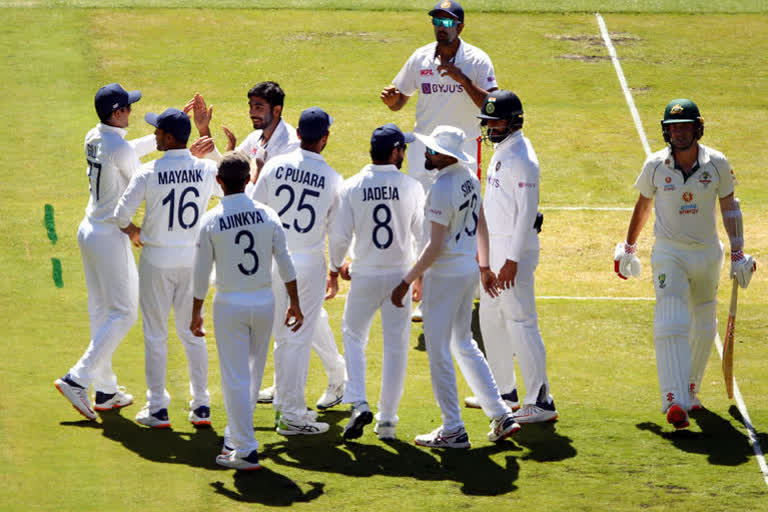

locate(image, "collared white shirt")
(112, 148), (222, 268)
(425, 162), (482, 276)
(483, 131), (540, 261)
(83, 123), (155, 223)
(329, 163), (425, 275)
(634, 143), (735, 246)
(250, 148), (343, 255)
(392, 38), (497, 141)
(193, 193), (295, 300)
(236, 118), (300, 162)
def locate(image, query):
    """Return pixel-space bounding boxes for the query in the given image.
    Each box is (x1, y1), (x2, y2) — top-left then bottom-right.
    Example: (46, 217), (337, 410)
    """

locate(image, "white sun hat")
(413, 125), (475, 164)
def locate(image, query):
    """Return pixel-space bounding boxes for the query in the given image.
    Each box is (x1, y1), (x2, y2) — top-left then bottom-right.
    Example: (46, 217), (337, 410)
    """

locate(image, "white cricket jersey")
(634, 144), (735, 246)
(425, 162), (482, 276)
(82, 123), (155, 223)
(112, 149), (222, 268)
(392, 38), (497, 142)
(329, 164), (425, 275)
(241, 120), (300, 197)
(193, 193), (295, 301)
(483, 131), (540, 262)
(250, 148), (343, 255)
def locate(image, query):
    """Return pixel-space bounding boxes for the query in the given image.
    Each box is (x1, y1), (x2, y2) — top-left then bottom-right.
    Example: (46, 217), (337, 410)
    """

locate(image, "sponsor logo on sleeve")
(518, 182), (537, 189)
(429, 208), (443, 216)
(487, 76), (495, 83)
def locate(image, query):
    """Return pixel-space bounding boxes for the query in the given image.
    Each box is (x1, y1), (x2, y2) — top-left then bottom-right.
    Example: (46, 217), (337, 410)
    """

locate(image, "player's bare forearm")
(190, 297), (205, 337)
(626, 194), (653, 245)
(477, 205), (491, 267)
(403, 222), (447, 284)
(284, 279), (303, 331)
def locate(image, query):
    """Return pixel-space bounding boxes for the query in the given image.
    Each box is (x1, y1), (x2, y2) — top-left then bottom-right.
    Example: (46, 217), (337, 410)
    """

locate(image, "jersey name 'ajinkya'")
(274, 166), (325, 189)
(362, 186), (400, 202)
(157, 169), (205, 185)
(219, 211), (265, 231)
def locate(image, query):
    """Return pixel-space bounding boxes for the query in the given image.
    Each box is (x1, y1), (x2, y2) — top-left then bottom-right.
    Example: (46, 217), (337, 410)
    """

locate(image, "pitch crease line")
(596, 12), (767, 489)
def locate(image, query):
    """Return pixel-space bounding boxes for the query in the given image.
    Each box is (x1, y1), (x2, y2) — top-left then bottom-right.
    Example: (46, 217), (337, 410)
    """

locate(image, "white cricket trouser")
(479, 246), (551, 405)
(342, 272), (411, 423)
(652, 238), (723, 413)
(69, 218), (138, 392)
(213, 291), (274, 457)
(272, 252), (334, 422)
(139, 258), (210, 412)
(423, 268), (509, 431)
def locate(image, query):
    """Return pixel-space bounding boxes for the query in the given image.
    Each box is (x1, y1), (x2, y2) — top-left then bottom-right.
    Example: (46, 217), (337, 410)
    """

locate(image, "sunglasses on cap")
(426, 147), (439, 155)
(432, 17), (459, 28)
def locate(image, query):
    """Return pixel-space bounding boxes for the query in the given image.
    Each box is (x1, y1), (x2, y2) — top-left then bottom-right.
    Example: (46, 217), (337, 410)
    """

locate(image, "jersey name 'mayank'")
(362, 186), (399, 201)
(274, 166), (325, 189)
(219, 211), (264, 231)
(157, 169), (204, 185)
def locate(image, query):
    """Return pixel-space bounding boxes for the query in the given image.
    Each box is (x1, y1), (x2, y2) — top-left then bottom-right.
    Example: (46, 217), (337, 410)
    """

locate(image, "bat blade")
(722, 279), (739, 399)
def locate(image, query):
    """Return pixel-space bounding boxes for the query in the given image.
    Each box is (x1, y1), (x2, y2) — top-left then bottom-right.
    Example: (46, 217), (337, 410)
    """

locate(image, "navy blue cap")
(371, 123), (415, 152)
(145, 108), (191, 144)
(429, 0), (464, 22)
(95, 83), (141, 121)
(297, 107), (333, 140)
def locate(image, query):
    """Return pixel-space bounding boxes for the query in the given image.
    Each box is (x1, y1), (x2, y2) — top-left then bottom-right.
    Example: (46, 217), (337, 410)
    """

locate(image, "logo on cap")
(440, 0), (451, 7)
(485, 101), (496, 114)
(670, 104), (684, 115)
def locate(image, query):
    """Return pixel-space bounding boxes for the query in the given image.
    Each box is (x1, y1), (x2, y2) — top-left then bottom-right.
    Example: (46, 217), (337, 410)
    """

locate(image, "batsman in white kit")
(250, 107), (343, 435)
(328, 124), (425, 441)
(615, 98), (756, 429)
(468, 90), (558, 424)
(55, 83), (155, 420)
(112, 108), (221, 429)
(191, 151), (303, 471)
(391, 125), (520, 448)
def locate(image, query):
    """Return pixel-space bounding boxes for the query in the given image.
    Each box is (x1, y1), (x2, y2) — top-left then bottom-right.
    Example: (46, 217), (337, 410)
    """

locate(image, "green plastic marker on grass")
(44, 204), (57, 245)
(51, 258), (63, 288)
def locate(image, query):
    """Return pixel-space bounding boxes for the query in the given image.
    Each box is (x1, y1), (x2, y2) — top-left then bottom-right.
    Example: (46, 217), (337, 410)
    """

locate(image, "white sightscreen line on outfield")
(538, 296), (653, 301)
(596, 12), (768, 490)
(540, 206), (633, 211)
(595, 13), (652, 158)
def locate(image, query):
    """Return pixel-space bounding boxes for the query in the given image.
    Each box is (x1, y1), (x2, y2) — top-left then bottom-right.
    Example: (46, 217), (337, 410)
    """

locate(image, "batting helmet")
(661, 98), (704, 143)
(478, 90), (524, 143)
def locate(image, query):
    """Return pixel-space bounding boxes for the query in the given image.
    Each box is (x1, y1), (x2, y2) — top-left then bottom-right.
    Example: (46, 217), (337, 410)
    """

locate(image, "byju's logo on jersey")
(421, 83), (465, 95)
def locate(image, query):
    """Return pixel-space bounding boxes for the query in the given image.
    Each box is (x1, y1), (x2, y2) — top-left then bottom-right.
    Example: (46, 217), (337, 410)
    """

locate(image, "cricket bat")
(722, 278), (739, 399)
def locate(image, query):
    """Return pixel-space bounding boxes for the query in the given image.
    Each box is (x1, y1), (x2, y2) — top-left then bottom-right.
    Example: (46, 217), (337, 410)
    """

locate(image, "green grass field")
(2, 2), (767, 511)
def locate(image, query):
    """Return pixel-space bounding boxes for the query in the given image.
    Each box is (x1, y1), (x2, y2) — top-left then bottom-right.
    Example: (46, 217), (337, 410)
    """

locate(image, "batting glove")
(731, 250), (756, 289)
(614, 242), (641, 280)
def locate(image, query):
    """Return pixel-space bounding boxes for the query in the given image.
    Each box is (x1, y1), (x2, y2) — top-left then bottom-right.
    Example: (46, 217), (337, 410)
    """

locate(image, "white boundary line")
(596, 13), (652, 158)
(540, 206), (633, 211)
(596, 12), (768, 490)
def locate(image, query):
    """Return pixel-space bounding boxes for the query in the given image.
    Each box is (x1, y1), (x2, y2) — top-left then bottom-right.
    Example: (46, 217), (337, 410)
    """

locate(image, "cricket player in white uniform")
(250, 107), (343, 435)
(468, 91), (557, 424)
(186, 83), (346, 407)
(391, 125), (520, 448)
(55, 84), (155, 420)
(615, 98), (756, 429)
(328, 124), (425, 441)
(191, 151), (303, 471)
(112, 108), (222, 429)
(381, 0), (497, 321)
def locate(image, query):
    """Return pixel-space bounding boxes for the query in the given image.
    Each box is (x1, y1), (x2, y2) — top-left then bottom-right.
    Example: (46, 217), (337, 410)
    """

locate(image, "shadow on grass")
(636, 406), (768, 466)
(257, 435), (522, 496)
(210, 471), (325, 505)
(513, 421), (577, 462)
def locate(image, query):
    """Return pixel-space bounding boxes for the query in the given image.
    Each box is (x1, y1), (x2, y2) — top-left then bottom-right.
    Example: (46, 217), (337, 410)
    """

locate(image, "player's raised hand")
(613, 241), (641, 280)
(189, 136), (215, 158)
(380, 86), (401, 107)
(222, 125), (237, 152)
(188, 93), (213, 136)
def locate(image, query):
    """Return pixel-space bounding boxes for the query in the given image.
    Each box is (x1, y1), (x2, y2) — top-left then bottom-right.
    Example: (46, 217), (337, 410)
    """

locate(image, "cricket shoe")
(414, 426), (471, 449)
(188, 405), (211, 427)
(316, 382), (344, 410)
(513, 400), (558, 424)
(257, 385), (275, 404)
(274, 409), (318, 426)
(135, 405), (171, 428)
(411, 303), (423, 323)
(465, 390), (520, 411)
(216, 450), (261, 471)
(93, 387), (133, 411)
(342, 403), (373, 441)
(374, 421), (397, 441)
(688, 383), (704, 411)
(666, 404), (690, 429)
(54, 374), (97, 420)
(276, 415), (329, 436)
(488, 413), (521, 442)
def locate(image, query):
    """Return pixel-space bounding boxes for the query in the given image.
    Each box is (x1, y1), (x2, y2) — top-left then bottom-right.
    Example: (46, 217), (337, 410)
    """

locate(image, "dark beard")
(424, 158), (436, 170)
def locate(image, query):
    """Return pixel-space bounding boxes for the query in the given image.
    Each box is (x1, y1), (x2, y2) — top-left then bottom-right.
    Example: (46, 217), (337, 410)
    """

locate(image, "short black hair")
(217, 151), (251, 192)
(247, 81), (285, 108)
(370, 146), (394, 163)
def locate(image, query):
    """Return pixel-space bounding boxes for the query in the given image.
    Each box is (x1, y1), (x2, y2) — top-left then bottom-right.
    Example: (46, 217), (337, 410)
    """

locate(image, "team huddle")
(54, 0), (756, 471)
